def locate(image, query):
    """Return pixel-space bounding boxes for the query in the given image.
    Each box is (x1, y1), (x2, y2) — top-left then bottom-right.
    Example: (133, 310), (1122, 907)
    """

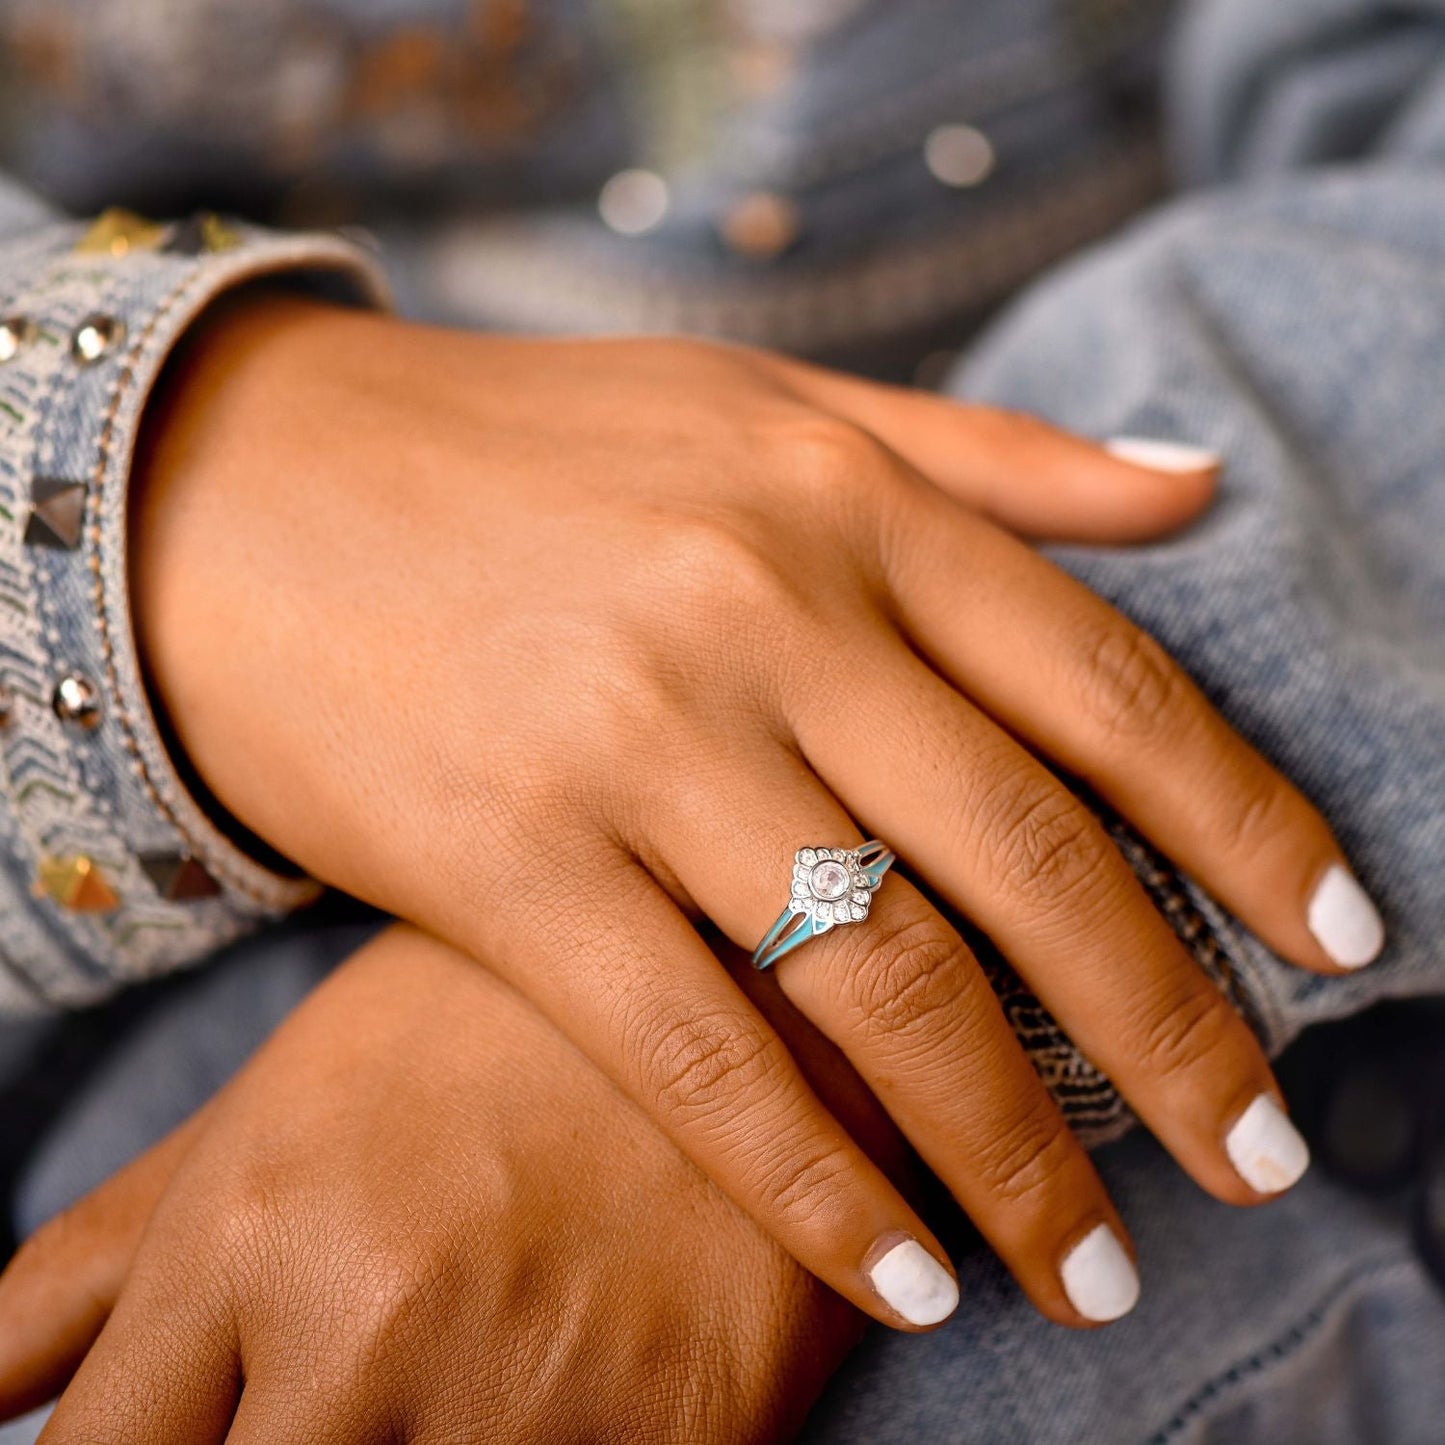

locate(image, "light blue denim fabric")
(6, 158), (1445, 1445)
(4, 2), (1445, 1442)
(799, 158), (1445, 1444)
(0, 0), (1174, 358)
(0, 188), (386, 1013)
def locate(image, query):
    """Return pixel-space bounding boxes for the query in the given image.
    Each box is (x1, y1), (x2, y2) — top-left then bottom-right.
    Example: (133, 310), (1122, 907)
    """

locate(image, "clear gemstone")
(798, 848), (818, 867)
(810, 860), (850, 900)
(832, 901), (852, 924)
(852, 889), (871, 905)
(792, 879), (810, 896)
(849, 902), (868, 921)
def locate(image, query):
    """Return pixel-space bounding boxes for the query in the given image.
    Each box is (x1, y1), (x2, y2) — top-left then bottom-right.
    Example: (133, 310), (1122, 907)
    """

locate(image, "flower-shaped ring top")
(752, 841), (896, 972)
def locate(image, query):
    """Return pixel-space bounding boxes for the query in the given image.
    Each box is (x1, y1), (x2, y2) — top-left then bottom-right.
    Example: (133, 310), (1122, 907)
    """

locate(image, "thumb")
(0, 1109), (205, 1421)
(769, 355), (1221, 545)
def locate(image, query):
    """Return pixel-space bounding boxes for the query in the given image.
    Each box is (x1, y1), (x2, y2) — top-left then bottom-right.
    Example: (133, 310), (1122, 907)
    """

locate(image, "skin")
(0, 927), (897, 1442)
(121, 293), (1375, 1330)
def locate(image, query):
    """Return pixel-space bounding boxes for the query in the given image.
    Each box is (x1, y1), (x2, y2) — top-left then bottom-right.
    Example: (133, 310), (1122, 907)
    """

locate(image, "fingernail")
(1226, 1094), (1311, 1195)
(868, 1239), (959, 1327)
(1060, 1223), (1140, 1323)
(1105, 436), (1221, 474)
(1307, 864), (1385, 970)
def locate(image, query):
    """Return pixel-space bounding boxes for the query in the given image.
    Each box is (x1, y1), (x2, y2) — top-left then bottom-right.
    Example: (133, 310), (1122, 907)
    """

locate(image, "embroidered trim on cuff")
(0, 212), (390, 1005)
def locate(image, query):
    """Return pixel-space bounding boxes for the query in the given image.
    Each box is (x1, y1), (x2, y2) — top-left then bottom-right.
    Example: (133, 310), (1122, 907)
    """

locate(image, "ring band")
(752, 841), (896, 972)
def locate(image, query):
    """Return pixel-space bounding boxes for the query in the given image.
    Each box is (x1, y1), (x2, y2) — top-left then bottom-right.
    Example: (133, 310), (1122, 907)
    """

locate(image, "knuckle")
(643, 514), (785, 611)
(985, 775), (1111, 906)
(770, 411), (891, 507)
(330, 1245), (450, 1375)
(646, 1011), (789, 1129)
(840, 914), (967, 1038)
(973, 1106), (1078, 1208)
(1134, 984), (1237, 1083)
(1215, 770), (1294, 860)
(183, 1154), (316, 1284)
(758, 1141), (861, 1234)
(1078, 620), (1192, 744)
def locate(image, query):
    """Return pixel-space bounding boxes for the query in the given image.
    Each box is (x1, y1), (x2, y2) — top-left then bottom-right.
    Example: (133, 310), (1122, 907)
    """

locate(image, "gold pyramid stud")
(35, 855), (120, 912)
(74, 208), (170, 258)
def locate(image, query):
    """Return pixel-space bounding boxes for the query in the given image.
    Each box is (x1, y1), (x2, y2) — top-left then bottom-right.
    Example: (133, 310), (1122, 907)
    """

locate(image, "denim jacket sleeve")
(1168, 0), (1445, 184)
(0, 176), (388, 1015)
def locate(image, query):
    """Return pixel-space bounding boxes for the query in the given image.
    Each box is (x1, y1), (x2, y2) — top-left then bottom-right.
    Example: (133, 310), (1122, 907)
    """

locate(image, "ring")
(752, 841), (896, 972)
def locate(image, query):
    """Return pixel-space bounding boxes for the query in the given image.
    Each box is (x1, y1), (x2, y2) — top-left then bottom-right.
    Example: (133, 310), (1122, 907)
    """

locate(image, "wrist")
(130, 289), (363, 872)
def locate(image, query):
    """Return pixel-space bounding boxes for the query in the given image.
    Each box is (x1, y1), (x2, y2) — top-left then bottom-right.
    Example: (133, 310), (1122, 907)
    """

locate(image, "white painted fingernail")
(868, 1239), (959, 1327)
(1060, 1223), (1140, 1322)
(1106, 436), (1222, 474)
(1226, 1094), (1311, 1195)
(1307, 864), (1385, 969)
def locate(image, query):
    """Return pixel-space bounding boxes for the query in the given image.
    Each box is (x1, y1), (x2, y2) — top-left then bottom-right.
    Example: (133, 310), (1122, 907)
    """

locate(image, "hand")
(0, 925), (895, 1441)
(131, 295), (1383, 1329)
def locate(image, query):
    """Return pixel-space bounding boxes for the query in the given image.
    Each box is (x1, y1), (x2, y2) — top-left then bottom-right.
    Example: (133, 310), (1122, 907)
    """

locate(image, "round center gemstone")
(810, 860), (851, 901)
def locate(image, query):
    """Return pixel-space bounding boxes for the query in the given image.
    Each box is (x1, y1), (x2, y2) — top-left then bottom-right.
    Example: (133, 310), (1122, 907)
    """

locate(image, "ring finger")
(650, 739), (1142, 1327)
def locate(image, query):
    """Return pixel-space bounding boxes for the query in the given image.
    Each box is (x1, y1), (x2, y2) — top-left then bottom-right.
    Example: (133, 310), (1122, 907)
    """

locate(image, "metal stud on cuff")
(35, 854), (120, 912)
(141, 852), (222, 901)
(0, 316), (34, 364)
(24, 478), (87, 550)
(53, 672), (102, 730)
(71, 314), (124, 366)
(74, 208), (169, 258)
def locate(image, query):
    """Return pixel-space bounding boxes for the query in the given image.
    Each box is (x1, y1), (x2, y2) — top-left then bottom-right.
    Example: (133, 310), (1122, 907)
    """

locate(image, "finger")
(797, 631), (1311, 1208)
(0, 1111), (207, 1422)
(224, 1385), (373, 1445)
(885, 488), (1385, 974)
(649, 738), (1140, 1327)
(722, 939), (917, 1193)
(767, 354), (1219, 544)
(39, 1256), (238, 1444)
(474, 847), (960, 1333)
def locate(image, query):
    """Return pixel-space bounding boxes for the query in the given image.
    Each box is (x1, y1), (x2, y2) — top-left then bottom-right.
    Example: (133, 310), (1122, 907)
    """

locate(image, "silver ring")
(752, 841), (896, 972)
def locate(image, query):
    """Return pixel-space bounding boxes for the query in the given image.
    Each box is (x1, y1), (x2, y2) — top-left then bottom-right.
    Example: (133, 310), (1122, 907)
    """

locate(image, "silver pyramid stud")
(24, 478), (87, 550)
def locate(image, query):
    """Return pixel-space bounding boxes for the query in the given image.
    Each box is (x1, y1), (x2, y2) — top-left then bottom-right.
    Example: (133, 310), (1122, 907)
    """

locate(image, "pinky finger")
(0, 1112), (206, 1422)
(38, 1267), (238, 1445)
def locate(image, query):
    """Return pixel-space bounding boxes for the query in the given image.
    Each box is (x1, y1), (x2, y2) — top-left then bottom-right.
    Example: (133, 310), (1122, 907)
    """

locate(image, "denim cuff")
(0, 211), (389, 1013)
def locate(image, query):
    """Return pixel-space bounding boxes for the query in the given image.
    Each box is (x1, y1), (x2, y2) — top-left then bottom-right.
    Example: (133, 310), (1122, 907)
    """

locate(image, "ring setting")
(753, 841), (896, 971)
